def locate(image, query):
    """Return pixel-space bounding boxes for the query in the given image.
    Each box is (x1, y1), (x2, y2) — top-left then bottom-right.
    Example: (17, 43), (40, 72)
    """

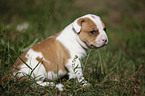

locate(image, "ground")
(0, 0), (145, 95)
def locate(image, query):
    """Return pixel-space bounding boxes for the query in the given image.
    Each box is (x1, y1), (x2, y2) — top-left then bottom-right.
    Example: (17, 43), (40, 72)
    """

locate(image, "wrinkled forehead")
(84, 15), (105, 30)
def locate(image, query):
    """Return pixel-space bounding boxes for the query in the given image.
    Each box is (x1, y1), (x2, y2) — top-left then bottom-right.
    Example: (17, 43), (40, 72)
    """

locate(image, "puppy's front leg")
(65, 57), (89, 86)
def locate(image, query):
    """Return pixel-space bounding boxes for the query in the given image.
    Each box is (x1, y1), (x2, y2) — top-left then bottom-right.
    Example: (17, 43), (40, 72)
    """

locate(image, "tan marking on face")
(77, 17), (100, 47)
(32, 33), (70, 73)
(13, 50), (28, 72)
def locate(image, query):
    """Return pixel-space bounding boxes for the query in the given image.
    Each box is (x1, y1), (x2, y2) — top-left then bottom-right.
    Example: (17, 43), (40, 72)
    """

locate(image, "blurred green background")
(0, 0), (145, 95)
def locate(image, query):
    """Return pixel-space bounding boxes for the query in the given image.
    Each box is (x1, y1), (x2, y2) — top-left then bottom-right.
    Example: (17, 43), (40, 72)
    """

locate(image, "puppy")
(12, 14), (108, 91)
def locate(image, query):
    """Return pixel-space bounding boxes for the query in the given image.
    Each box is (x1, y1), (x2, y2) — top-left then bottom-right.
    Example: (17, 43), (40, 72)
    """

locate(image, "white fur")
(17, 48), (66, 80)
(56, 14), (108, 87)
(16, 49), (46, 78)
(15, 48), (67, 91)
(73, 14), (108, 47)
(56, 84), (64, 91)
(14, 14), (108, 91)
(72, 18), (81, 33)
(47, 70), (66, 80)
(87, 15), (108, 47)
(56, 23), (88, 87)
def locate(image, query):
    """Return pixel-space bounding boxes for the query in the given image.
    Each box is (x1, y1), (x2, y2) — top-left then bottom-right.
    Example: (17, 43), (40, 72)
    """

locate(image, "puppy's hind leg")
(37, 81), (55, 87)
(37, 81), (64, 91)
(36, 77), (64, 91)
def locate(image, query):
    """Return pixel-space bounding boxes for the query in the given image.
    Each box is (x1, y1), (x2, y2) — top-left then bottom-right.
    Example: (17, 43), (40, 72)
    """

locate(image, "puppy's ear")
(72, 18), (84, 33)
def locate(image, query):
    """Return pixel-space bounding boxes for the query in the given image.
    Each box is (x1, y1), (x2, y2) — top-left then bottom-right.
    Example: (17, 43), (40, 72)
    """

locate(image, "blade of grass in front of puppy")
(19, 57), (32, 70)
(84, 50), (92, 67)
(30, 57), (43, 76)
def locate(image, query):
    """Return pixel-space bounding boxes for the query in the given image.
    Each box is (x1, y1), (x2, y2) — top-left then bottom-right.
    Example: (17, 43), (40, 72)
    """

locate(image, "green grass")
(0, 0), (145, 95)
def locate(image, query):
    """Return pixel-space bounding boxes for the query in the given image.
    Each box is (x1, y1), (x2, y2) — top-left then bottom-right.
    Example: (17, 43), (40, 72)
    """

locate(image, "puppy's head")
(73, 14), (108, 48)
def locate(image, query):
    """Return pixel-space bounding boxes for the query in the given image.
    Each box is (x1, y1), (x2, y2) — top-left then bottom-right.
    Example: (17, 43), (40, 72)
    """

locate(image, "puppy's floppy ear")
(72, 18), (84, 33)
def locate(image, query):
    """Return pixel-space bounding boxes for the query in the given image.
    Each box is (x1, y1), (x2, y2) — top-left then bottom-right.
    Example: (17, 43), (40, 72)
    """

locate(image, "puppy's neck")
(76, 34), (88, 50)
(56, 24), (88, 60)
(72, 27), (88, 50)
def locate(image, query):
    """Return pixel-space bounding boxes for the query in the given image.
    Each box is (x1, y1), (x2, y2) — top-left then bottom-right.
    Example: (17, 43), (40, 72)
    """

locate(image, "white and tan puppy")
(13, 14), (108, 91)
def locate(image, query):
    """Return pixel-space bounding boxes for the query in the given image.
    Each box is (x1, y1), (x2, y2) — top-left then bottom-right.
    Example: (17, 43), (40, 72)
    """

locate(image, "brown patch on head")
(77, 17), (100, 47)
(32, 34), (70, 73)
(101, 20), (106, 30)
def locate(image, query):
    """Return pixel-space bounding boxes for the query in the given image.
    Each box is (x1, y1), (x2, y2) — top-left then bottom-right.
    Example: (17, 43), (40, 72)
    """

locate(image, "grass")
(0, 0), (145, 95)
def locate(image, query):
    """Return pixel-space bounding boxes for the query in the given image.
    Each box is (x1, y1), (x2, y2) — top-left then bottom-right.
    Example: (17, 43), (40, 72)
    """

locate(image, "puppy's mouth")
(89, 44), (106, 49)
(89, 45), (96, 49)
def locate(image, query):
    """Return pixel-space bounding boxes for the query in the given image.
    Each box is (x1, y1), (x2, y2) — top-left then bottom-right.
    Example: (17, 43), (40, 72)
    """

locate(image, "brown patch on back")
(32, 33), (70, 73)
(77, 17), (100, 46)
(13, 32), (69, 74)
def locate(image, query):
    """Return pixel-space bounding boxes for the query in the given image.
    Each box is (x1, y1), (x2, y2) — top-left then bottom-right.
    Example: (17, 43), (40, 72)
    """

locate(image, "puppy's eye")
(103, 28), (106, 31)
(90, 30), (97, 35)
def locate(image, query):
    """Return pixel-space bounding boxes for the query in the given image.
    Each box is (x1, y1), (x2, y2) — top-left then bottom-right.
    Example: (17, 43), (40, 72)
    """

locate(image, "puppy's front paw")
(82, 82), (91, 87)
(78, 77), (91, 87)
